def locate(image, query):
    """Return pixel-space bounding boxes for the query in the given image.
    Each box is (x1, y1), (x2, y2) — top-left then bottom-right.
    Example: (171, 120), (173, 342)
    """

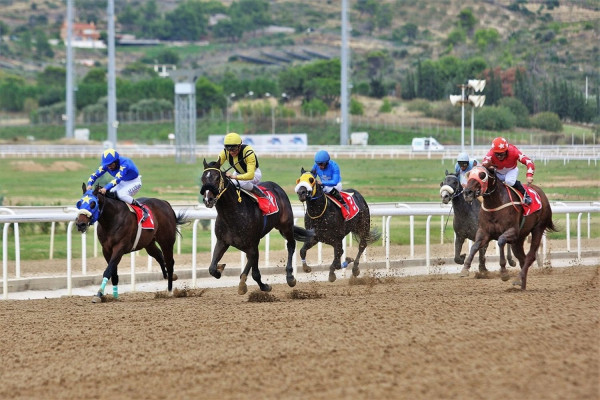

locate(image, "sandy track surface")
(0, 265), (597, 400)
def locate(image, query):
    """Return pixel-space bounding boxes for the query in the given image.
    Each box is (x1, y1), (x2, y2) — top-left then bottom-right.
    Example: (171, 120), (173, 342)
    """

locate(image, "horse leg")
(328, 243), (344, 283)
(208, 240), (230, 279)
(350, 238), (368, 278)
(477, 242), (488, 273)
(519, 229), (544, 290)
(498, 229), (518, 282)
(111, 272), (119, 299)
(299, 237), (318, 273)
(93, 252), (124, 303)
(284, 233), (297, 287)
(454, 235), (466, 265)
(155, 241), (176, 293)
(239, 249), (271, 294)
(507, 244), (517, 267)
(462, 230), (488, 277)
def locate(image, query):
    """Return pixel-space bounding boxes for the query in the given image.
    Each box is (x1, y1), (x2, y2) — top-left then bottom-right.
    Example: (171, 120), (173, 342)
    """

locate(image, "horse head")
(439, 170), (461, 205)
(75, 183), (101, 233)
(463, 166), (495, 203)
(295, 167), (318, 202)
(200, 159), (226, 208)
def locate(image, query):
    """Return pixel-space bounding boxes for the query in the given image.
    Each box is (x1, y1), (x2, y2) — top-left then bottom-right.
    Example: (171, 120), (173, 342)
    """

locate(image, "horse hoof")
(460, 268), (470, 277)
(352, 266), (360, 277)
(501, 272), (511, 282)
(172, 273), (178, 281)
(302, 264), (312, 273)
(238, 282), (248, 295)
(328, 272), (336, 282)
(509, 259), (517, 267)
(91, 295), (103, 303)
(478, 267), (488, 273)
(262, 284), (272, 292)
(287, 277), (297, 287)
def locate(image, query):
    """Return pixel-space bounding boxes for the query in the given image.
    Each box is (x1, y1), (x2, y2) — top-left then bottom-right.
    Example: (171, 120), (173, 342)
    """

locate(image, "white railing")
(2, 202), (599, 299)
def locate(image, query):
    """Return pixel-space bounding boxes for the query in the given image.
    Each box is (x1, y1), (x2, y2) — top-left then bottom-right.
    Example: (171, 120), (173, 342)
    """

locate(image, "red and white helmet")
(491, 137), (508, 153)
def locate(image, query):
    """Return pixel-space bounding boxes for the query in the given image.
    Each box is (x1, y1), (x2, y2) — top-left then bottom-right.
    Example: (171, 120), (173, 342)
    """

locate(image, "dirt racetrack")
(0, 264), (598, 400)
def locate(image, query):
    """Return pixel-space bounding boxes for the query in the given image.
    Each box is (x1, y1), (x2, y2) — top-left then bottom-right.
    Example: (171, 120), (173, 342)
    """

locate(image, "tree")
(457, 8), (477, 35)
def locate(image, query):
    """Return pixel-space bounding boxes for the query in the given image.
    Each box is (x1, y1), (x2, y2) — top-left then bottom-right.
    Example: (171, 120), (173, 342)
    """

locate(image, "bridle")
(200, 167), (230, 203)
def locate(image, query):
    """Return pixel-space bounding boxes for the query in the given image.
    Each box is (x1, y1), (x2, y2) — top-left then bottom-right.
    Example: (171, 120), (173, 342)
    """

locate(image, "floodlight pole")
(65, 0), (74, 139)
(107, 0), (117, 147)
(340, 0), (350, 145)
(460, 84), (466, 152)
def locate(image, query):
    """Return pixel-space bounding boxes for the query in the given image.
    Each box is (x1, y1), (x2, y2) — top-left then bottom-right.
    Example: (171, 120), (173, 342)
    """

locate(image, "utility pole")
(106, 0), (118, 147)
(340, 0), (350, 145)
(65, 0), (74, 139)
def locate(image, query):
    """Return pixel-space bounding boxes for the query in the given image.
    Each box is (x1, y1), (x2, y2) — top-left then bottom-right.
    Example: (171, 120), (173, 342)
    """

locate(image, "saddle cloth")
(326, 191), (359, 221)
(127, 203), (155, 229)
(522, 187), (542, 216)
(245, 186), (279, 216)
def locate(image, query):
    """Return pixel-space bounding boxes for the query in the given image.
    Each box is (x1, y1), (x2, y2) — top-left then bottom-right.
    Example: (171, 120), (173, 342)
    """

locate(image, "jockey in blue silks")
(454, 152), (478, 187)
(87, 148), (149, 221)
(310, 150), (348, 212)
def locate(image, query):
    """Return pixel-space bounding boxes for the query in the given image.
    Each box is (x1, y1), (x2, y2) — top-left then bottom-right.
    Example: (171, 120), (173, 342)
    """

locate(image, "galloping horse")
(76, 184), (186, 302)
(462, 166), (557, 289)
(439, 171), (515, 272)
(200, 160), (314, 295)
(295, 168), (381, 282)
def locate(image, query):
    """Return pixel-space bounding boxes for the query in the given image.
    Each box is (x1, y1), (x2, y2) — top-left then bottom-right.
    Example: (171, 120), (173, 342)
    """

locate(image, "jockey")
(216, 132), (267, 200)
(311, 150), (349, 212)
(454, 152), (478, 187)
(482, 137), (534, 205)
(87, 148), (149, 221)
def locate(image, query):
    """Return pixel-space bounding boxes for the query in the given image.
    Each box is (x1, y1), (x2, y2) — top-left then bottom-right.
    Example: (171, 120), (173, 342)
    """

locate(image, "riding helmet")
(491, 137), (508, 153)
(457, 152), (469, 162)
(224, 132), (242, 146)
(101, 148), (120, 168)
(314, 150), (330, 164)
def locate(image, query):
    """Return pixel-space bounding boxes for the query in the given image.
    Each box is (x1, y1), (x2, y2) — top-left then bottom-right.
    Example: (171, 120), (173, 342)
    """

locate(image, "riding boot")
(329, 188), (349, 213)
(132, 199), (149, 222)
(513, 181), (531, 205)
(250, 185), (268, 199)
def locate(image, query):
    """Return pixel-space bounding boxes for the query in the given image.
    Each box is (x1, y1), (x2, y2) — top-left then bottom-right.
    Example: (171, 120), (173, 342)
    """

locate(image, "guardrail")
(2, 202), (599, 300)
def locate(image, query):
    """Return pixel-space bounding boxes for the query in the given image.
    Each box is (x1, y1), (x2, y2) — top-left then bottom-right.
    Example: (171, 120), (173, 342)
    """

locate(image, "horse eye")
(90, 201), (97, 209)
(309, 178), (314, 184)
(479, 172), (486, 179)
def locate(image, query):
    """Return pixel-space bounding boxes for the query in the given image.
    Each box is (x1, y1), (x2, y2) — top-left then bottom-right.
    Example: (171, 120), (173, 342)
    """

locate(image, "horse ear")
(81, 183), (86, 194)
(203, 158), (208, 168)
(445, 169), (448, 176)
(301, 167), (306, 174)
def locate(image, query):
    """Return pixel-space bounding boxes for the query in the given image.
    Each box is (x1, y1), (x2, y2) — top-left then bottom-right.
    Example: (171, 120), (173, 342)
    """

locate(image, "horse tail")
(354, 227), (381, 244)
(175, 210), (188, 237)
(545, 218), (558, 234)
(293, 226), (315, 242)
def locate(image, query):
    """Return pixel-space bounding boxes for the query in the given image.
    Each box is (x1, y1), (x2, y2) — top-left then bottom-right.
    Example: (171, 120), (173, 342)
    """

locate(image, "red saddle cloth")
(326, 191), (359, 221)
(129, 204), (155, 229)
(253, 186), (279, 216)
(522, 186), (542, 216)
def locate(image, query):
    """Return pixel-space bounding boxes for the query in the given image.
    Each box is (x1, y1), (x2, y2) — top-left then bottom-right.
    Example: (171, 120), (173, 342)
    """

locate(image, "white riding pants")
(496, 168), (519, 186)
(109, 176), (142, 203)
(231, 168), (262, 190)
(323, 183), (342, 193)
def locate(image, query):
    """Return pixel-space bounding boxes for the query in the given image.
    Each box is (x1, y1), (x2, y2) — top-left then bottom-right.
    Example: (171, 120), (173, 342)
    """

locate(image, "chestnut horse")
(76, 184), (186, 302)
(462, 166), (557, 289)
(440, 170), (515, 272)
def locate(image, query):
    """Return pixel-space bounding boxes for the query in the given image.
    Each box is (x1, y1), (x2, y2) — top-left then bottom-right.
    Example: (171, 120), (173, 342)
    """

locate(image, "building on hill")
(60, 21), (106, 49)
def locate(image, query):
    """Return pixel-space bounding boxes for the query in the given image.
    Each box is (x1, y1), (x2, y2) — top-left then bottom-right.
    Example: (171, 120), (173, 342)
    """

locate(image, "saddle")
(506, 185), (542, 216)
(241, 186), (279, 216)
(326, 191), (359, 221)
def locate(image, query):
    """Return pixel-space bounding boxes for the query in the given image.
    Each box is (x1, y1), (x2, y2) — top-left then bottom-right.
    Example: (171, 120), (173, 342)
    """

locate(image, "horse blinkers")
(200, 167), (224, 208)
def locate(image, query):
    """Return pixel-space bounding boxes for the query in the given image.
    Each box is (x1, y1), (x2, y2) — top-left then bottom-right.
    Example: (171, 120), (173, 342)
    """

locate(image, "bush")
(405, 99), (432, 115)
(379, 98), (392, 113)
(350, 98), (364, 115)
(498, 97), (531, 127)
(530, 112), (562, 132)
(475, 106), (516, 131)
(301, 98), (328, 117)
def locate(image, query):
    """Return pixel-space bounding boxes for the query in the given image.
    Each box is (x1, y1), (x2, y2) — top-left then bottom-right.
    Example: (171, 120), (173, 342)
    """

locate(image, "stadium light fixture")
(450, 80), (486, 152)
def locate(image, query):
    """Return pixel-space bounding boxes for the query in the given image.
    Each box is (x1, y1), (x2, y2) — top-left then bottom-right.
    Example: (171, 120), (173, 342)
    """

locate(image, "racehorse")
(75, 183), (186, 302)
(295, 168), (381, 283)
(439, 171), (515, 272)
(462, 166), (557, 290)
(200, 160), (314, 295)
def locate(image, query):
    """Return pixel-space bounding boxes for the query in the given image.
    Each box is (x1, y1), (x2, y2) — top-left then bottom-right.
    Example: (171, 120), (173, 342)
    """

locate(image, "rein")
(202, 167), (229, 201)
(305, 191), (328, 219)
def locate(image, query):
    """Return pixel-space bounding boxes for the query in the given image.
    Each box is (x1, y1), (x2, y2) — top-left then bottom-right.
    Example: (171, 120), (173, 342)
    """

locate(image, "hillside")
(0, 0), (597, 88)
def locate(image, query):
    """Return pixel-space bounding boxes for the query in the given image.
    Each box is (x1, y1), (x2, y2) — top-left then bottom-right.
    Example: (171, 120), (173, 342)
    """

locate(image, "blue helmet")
(314, 150), (330, 164)
(101, 148), (120, 168)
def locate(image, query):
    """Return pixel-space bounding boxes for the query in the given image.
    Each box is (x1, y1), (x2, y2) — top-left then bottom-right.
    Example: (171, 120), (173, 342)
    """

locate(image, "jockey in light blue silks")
(454, 152), (478, 187)
(310, 150), (349, 212)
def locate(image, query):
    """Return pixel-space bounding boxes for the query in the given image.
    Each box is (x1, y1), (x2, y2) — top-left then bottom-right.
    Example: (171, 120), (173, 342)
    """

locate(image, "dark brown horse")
(462, 166), (557, 289)
(200, 160), (314, 295)
(295, 169), (381, 283)
(75, 184), (186, 302)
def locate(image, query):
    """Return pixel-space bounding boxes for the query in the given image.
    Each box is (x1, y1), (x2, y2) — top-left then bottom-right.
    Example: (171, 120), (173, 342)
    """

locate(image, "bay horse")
(200, 160), (314, 295)
(295, 168), (381, 283)
(462, 166), (557, 290)
(439, 171), (515, 272)
(75, 183), (186, 302)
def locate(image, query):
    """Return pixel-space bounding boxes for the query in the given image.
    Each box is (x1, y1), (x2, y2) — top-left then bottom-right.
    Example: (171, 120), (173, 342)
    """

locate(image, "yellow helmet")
(224, 132), (242, 146)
